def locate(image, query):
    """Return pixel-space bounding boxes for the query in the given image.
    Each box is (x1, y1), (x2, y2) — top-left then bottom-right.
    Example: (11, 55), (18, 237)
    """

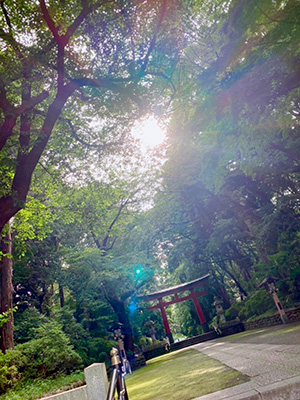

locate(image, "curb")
(192, 375), (300, 400)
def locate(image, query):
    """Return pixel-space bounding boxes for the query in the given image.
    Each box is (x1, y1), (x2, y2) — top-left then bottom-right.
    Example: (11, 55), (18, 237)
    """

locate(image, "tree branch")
(66, 119), (105, 149)
(256, 4), (280, 23)
(140, 0), (167, 74)
(39, 0), (61, 44)
(64, 5), (94, 45)
(101, 199), (129, 249)
(9, 81), (77, 210)
(0, 116), (17, 152)
(91, 232), (103, 251)
(16, 90), (49, 116)
(0, 83), (49, 117)
(0, 0), (12, 33)
(19, 76), (32, 152)
(72, 77), (142, 106)
(144, 70), (176, 93)
(0, 80), (49, 151)
(0, 79), (14, 114)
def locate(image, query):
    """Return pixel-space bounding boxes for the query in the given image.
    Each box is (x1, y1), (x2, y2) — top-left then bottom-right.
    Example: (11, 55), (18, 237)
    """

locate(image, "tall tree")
(0, 0), (179, 352)
(139, 0), (300, 320)
(0, 223), (14, 352)
(0, 0), (178, 234)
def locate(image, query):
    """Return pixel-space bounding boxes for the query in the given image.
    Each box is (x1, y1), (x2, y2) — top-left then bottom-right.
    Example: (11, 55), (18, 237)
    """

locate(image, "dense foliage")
(0, 322), (82, 393)
(0, 0), (299, 394)
(142, 0), (300, 326)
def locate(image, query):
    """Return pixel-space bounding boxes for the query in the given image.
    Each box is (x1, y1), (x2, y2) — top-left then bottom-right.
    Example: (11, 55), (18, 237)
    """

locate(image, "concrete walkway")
(191, 322), (300, 400)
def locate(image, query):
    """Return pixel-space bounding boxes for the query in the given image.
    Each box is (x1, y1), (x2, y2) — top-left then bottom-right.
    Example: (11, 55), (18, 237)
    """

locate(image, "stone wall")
(41, 386), (88, 400)
(171, 331), (218, 351)
(219, 321), (245, 336)
(243, 305), (300, 331)
(143, 342), (168, 360)
(41, 364), (108, 400)
(132, 354), (146, 369)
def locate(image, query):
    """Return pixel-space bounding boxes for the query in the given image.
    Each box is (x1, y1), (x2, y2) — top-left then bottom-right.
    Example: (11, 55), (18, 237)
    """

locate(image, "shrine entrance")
(138, 274), (210, 344)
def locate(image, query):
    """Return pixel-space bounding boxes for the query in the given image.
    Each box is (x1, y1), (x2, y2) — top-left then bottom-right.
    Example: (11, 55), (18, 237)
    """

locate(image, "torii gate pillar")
(158, 299), (174, 343)
(190, 289), (209, 332)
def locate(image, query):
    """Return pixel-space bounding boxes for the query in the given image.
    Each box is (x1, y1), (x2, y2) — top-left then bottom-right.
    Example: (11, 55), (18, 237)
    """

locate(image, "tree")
(0, 0), (180, 352)
(138, 0), (300, 326)
(11, 169), (157, 353)
(2, 0), (299, 354)
(0, 0), (177, 234)
(0, 224), (14, 352)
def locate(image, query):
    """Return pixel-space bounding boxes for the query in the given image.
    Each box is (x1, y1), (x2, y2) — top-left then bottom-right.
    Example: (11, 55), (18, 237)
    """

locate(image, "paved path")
(191, 322), (300, 400)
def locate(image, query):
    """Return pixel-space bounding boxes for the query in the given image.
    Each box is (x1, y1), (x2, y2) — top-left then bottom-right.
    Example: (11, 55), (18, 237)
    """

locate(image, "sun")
(131, 116), (165, 151)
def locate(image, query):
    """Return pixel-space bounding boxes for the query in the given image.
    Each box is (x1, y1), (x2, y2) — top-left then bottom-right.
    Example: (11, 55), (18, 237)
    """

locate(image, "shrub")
(138, 336), (151, 347)
(224, 290), (276, 322)
(278, 266), (300, 306)
(0, 365), (18, 393)
(0, 349), (26, 393)
(17, 321), (83, 378)
(55, 308), (91, 365)
(225, 302), (244, 321)
(238, 291), (274, 321)
(0, 322), (83, 394)
(14, 307), (49, 343)
(86, 337), (115, 363)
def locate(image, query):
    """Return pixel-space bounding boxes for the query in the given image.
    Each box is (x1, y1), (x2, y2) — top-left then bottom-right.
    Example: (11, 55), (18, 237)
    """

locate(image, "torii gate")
(138, 274), (210, 344)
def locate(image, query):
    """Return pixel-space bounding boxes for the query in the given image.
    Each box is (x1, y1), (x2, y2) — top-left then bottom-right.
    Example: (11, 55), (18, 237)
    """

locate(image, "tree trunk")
(41, 283), (54, 316)
(218, 260), (248, 298)
(0, 84), (76, 236)
(59, 284), (65, 308)
(0, 225), (14, 353)
(210, 268), (231, 309)
(228, 194), (271, 265)
(107, 295), (134, 353)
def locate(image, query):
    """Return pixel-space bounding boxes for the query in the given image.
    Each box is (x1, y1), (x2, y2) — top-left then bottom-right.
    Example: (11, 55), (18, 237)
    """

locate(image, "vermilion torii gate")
(138, 274), (210, 344)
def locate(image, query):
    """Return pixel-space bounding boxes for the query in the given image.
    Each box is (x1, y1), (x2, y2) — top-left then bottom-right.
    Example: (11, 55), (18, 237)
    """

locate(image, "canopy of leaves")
(139, 0), (300, 324)
(2, 0), (299, 371)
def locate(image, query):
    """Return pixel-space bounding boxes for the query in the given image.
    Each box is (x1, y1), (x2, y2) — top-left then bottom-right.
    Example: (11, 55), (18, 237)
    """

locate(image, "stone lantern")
(213, 296), (226, 324)
(259, 276), (289, 324)
(144, 318), (157, 343)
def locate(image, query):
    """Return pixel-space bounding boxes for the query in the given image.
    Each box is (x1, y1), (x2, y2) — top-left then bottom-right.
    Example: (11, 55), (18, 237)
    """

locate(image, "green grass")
(126, 349), (249, 400)
(220, 321), (300, 342)
(246, 308), (277, 321)
(1, 371), (85, 400)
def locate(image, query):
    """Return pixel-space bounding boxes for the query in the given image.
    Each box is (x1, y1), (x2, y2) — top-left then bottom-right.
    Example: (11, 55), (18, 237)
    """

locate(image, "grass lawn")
(1, 371), (85, 400)
(126, 349), (249, 400)
(220, 321), (300, 343)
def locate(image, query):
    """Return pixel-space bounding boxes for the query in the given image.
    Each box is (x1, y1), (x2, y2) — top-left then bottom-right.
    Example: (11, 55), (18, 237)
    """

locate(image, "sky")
(131, 116), (166, 152)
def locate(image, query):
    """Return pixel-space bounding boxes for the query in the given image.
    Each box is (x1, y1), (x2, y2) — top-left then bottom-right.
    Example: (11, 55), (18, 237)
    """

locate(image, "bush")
(56, 308), (115, 366)
(0, 322), (83, 394)
(55, 308), (91, 365)
(86, 337), (115, 363)
(0, 349), (26, 393)
(225, 302), (244, 321)
(233, 291), (275, 321)
(224, 290), (277, 322)
(138, 336), (151, 347)
(277, 266), (300, 306)
(14, 307), (49, 343)
(17, 322), (83, 378)
(0, 364), (18, 393)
